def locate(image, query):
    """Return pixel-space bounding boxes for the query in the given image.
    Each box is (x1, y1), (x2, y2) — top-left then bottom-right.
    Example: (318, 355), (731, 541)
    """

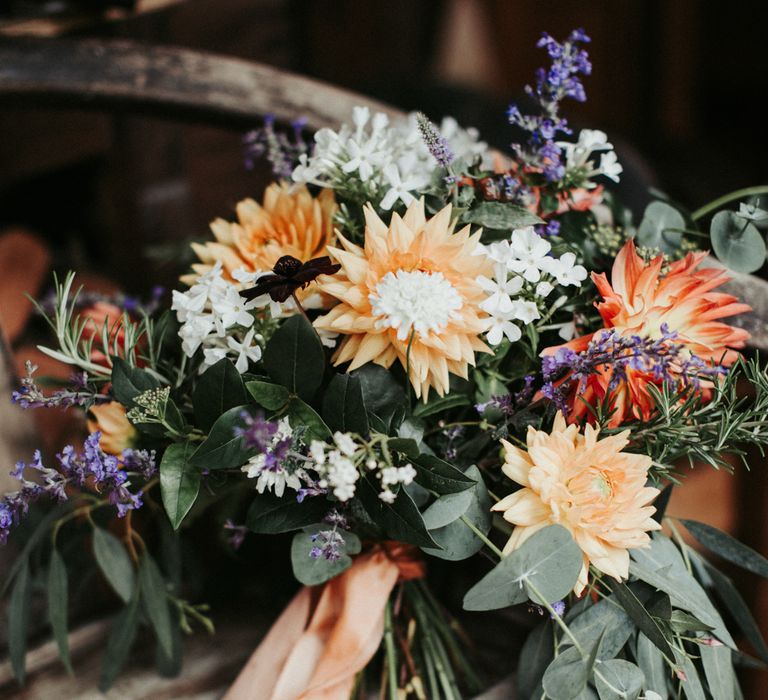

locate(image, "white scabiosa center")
(369, 270), (462, 340)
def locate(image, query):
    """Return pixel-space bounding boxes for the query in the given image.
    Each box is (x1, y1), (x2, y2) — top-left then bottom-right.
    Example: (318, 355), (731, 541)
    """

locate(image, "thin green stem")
(459, 514), (503, 559)
(383, 600), (399, 700)
(691, 186), (768, 221)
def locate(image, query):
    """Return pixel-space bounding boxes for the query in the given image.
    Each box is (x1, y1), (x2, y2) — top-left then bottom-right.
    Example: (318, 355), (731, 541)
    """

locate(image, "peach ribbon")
(224, 543), (424, 700)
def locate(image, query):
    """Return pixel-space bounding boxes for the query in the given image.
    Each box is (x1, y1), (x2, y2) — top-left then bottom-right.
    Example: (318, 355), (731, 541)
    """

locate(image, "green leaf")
(594, 659), (644, 700)
(421, 489), (474, 530)
(190, 404), (253, 470)
(358, 477), (437, 548)
(412, 393), (471, 418)
(8, 559), (31, 683)
(110, 356), (160, 405)
(463, 525), (582, 611)
(322, 373), (370, 435)
(710, 210), (766, 273)
(705, 562), (768, 664)
(353, 364), (407, 432)
(93, 526), (135, 604)
(246, 380), (291, 411)
(630, 535), (734, 647)
(636, 633), (669, 699)
(567, 596), (634, 661)
(192, 358), (248, 431)
(287, 397), (332, 442)
(673, 649), (706, 700)
(263, 314), (325, 401)
(609, 581), (673, 660)
(139, 552), (173, 658)
(421, 465), (490, 561)
(99, 590), (140, 692)
(517, 622), (554, 699)
(636, 201), (684, 253)
(542, 646), (588, 700)
(290, 524), (362, 585)
(668, 610), (714, 633)
(412, 454), (475, 494)
(681, 519), (768, 579)
(388, 437), (421, 460)
(160, 442), (201, 530)
(246, 491), (330, 534)
(700, 644), (735, 700)
(48, 549), (73, 673)
(462, 201), (543, 230)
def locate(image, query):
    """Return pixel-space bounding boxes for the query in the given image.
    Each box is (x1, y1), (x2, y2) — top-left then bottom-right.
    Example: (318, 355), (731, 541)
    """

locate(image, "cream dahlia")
(543, 239), (750, 426)
(493, 413), (660, 594)
(313, 200), (492, 398)
(185, 183), (336, 302)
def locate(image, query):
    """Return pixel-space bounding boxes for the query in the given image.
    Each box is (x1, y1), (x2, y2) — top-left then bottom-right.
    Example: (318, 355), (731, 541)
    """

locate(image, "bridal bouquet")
(5, 29), (768, 700)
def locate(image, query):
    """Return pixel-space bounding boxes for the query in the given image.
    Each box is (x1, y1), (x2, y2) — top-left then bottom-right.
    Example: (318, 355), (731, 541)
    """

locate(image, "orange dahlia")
(493, 413), (661, 594)
(313, 200), (492, 398)
(543, 239), (750, 426)
(185, 183), (336, 302)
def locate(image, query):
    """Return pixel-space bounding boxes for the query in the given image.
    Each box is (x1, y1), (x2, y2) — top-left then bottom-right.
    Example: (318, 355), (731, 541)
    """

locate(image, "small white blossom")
(477, 263), (524, 315)
(508, 227), (552, 282)
(225, 328), (263, 373)
(511, 300), (541, 325)
(379, 489), (396, 504)
(333, 432), (358, 457)
(542, 252), (588, 287)
(484, 315), (522, 346)
(597, 150), (623, 183)
(535, 280), (554, 298)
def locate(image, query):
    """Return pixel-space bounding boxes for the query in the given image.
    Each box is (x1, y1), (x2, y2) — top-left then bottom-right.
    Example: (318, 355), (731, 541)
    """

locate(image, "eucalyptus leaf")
(421, 465), (491, 561)
(160, 442), (201, 530)
(672, 650), (706, 700)
(710, 210), (766, 273)
(48, 550), (73, 673)
(609, 581), (673, 659)
(93, 526), (135, 604)
(668, 610), (714, 634)
(99, 591), (140, 691)
(245, 380), (290, 411)
(700, 644), (735, 700)
(462, 201), (543, 230)
(517, 622), (554, 699)
(291, 525), (361, 585)
(421, 489), (473, 530)
(463, 525), (582, 611)
(8, 559), (31, 683)
(567, 596), (634, 661)
(636, 633), (669, 699)
(542, 646), (588, 700)
(681, 519), (768, 579)
(263, 314), (325, 400)
(636, 201), (684, 253)
(139, 552), (174, 658)
(629, 535), (734, 647)
(192, 358), (248, 431)
(594, 659), (643, 700)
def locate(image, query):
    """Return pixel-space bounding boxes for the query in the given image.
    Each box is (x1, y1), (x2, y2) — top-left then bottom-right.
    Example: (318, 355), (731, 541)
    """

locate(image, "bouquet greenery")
(4, 28), (768, 700)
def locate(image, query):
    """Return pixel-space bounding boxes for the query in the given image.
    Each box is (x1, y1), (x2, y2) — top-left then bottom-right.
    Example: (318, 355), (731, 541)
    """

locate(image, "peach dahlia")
(313, 200), (493, 398)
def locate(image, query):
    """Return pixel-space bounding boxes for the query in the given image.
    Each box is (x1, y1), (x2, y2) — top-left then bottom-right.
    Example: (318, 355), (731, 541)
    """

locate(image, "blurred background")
(0, 0), (767, 694)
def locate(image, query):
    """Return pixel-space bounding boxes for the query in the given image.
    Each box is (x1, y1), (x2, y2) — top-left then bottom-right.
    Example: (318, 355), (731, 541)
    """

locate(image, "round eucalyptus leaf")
(290, 525), (361, 586)
(710, 210), (766, 273)
(542, 646), (588, 700)
(637, 202), (684, 253)
(594, 659), (644, 700)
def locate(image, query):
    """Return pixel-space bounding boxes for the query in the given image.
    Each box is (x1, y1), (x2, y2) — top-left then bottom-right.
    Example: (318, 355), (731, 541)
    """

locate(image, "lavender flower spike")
(416, 112), (455, 168)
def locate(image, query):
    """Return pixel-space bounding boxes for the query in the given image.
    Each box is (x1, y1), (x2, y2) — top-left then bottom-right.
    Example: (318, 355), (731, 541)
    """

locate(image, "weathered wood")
(0, 38), (401, 130)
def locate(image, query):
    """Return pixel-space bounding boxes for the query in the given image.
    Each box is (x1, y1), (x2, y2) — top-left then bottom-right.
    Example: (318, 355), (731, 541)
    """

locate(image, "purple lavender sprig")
(309, 509), (350, 561)
(0, 433), (156, 545)
(12, 361), (109, 410)
(243, 115), (310, 178)
(415, 112), (455, 169)
(540, 325), (728, 414)
(508, 29), (592, 182)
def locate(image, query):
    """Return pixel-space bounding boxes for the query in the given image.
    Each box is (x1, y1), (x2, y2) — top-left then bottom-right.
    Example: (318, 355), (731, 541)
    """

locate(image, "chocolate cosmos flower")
(242, 255), (340, 303)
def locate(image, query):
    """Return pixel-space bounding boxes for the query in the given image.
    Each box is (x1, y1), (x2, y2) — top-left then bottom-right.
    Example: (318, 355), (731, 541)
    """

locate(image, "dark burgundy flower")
(241, 255), (340, 303)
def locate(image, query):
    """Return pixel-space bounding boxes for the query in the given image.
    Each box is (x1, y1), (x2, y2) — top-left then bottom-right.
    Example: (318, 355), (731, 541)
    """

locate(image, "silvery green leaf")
(517, 622), (554, 699)
(636, 633), (669, 699)
(681, 519), (768, 579)
(637, 202), (684, 253)
(629, 535), (734, 647)
(710, 210), (766, 273)
(566, 596), (633, 661)
(700, 643), (735, 700)
(463, 525), (582, 611)
(672, 650), (706, 700)
(594, 659), (644, 700)
(421, 489), (474, 530)
(542, 646), (588, 700)
(290, 525), (361, 586)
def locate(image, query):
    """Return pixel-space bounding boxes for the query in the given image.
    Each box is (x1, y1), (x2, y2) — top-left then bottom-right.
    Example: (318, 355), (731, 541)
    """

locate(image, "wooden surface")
(0, 38), (401, 129)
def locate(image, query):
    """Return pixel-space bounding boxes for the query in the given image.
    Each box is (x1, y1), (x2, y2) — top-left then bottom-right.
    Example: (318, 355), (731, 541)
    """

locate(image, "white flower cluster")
(309, 432), (417, 503)
(242, 417), (300, 497)
(171, 262), (265, 373)
(476, 227), (587, 345)
(292, 106), (489, 210)
(558, 129), (623, 185)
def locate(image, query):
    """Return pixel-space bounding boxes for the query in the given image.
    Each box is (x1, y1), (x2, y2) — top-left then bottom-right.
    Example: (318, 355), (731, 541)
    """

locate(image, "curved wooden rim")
(0, 37), (403, 129)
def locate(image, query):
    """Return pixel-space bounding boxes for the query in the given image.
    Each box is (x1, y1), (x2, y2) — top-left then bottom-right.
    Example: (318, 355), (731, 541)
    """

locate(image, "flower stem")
(691, 185), (768, 221)
(383, 600), (399, 700)
(459, 513), (504, 559)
